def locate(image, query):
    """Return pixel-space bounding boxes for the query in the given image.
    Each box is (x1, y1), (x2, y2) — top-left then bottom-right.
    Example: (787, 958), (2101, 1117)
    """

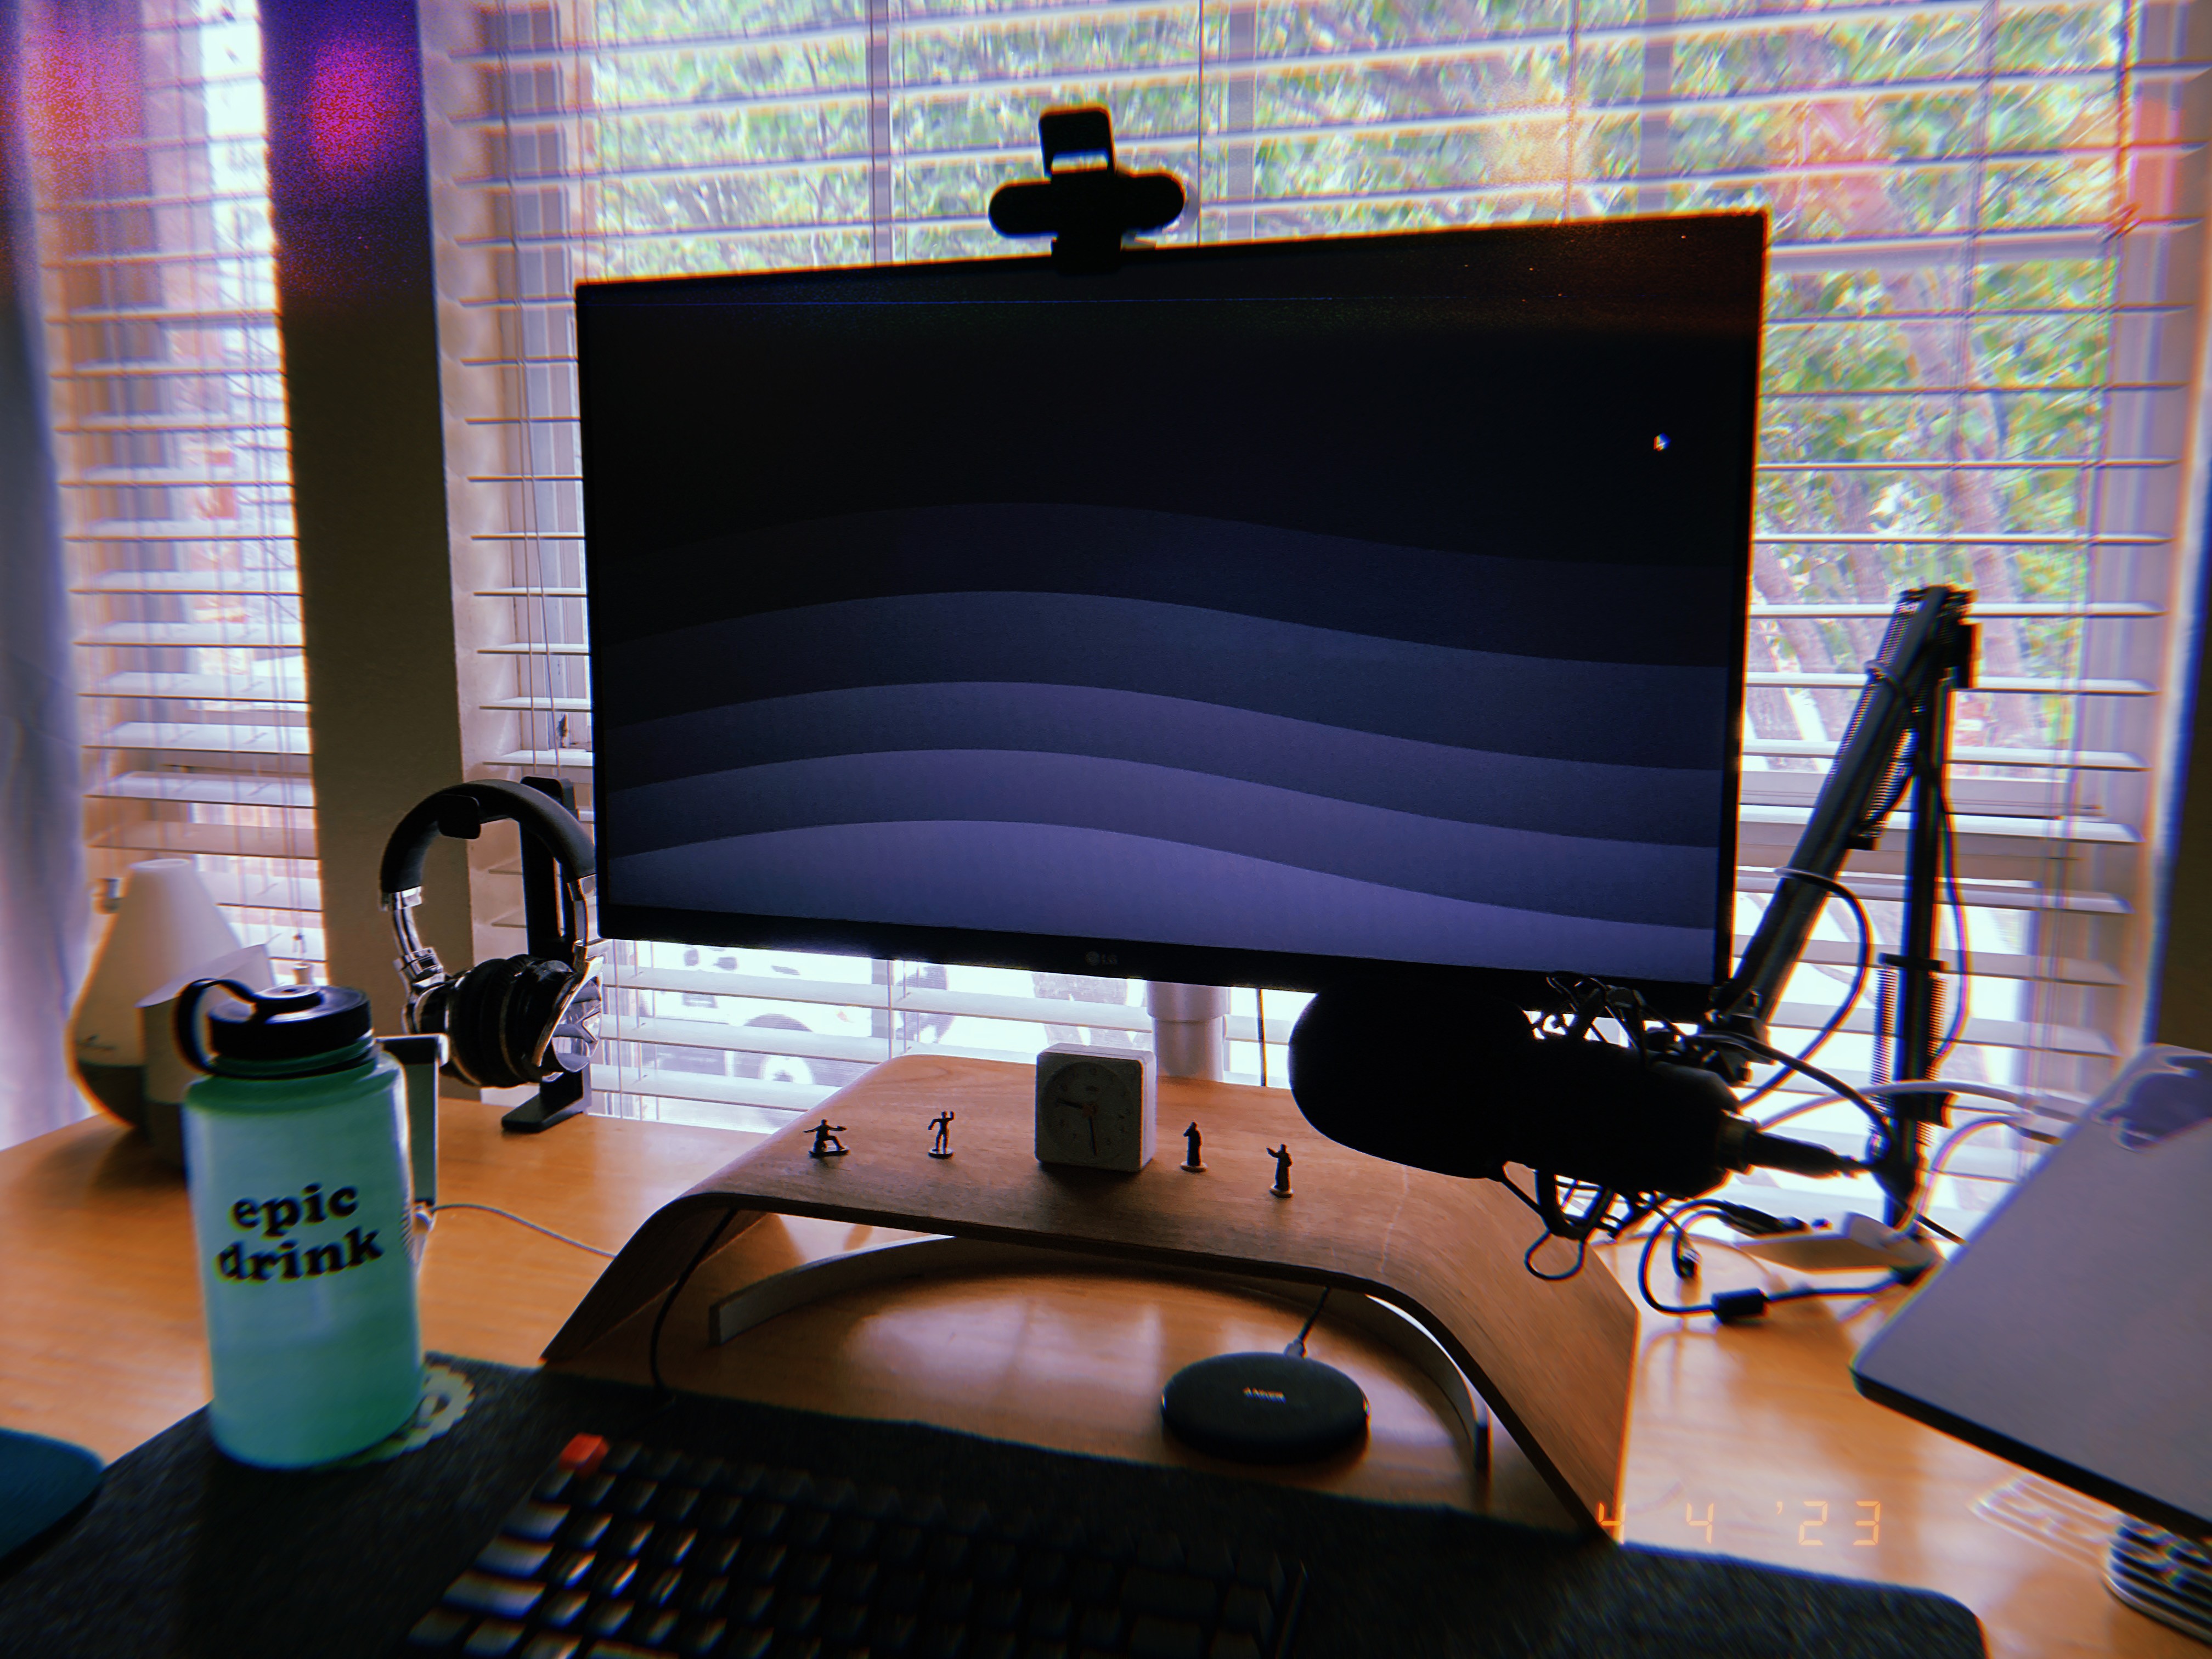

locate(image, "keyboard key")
(657, 1487), (701, 1525)
(599, 1558), (639, 1597)
(924, 1534), (971, 1575)
(900, 1494), (947, 1528)
(764, 1469), (813, 1504)
(870, 1611), (918, 1654)
(917, 1620), (966, 1658)
(1092, 1526), (1136, 1564)
(1217, 1586), (1272, 1641)
(641, 1447), (684, 1480)
(587, 1599), (633, 1635)
(1022, 1551), (1068, 1593)
(788, 1550), (833, 1594)
(614, 1479), (660, 1515)
(580, 1643), (672, 1659)
(737, 1542), (787, 1583)
(464, 1620), (527, 1655)
(774, 1592), (822, 1633)
(576, 1474), (617, 1508)
(727, 1631), (773, 1659)
(697, 1494), (742, 1533)
(856, 1485), (901, 1520)
(505, 1503), (570, 1542)
(521, 1637), (579, 1659)
(685, 1576), (729, 1616)
(829, 1559), (878, 1604)
(600, 1441), (642, 1475)
(1207, 1637), (1262, 1659)
(1026, 1597), (1071, 1639)
(879, 1525), (924, 1568)
(814, 1477), (857, 1513)
(1068, 1560), (1116, 1605)
(535, 1469), (575, 1503)
(1122, 1570), (1216, 1624)
(549, 1552), (596, 1588)
(1075, 1606), (1121, 1649)
(741, 1501), (788, 1541)
(717, 1463), (766, 1497)
(738, 1584), (775, 1623)
(1128, 1615), (1205, 1658)
(612, 1521), (656, 1558)
(879, 1570), (927, 1615)
(637, 1609), (680, 1645)
(561, 1513), (612, 1550)
(992, 1508), (1037, 1545)
(971, 1634), (1016, 1659)
(540, 1592), (589, 1630)
(972, 1543), (1018, 1586)
(655, 1530), (697, 1567)
(698, 1537), (741, 1575)
(976, 1588), (1022, 1630)
(678, 1619), (725, 1656)
(478, 1538), (554, 1578)
(822, 1601), (867, 1641)
(1232, 1551), (1283, 1599)
(827, 1516), (878, 1558)
(928, 1578), (975, 1623)
(561, 1434), (611, 1475)
(947, 1499), (991, 1535)
(644, 1567), (684, 1606)
(678, 1455), (725, 1488)
(408, 1607), (470, 1647)
(1184, 1541), (1232, 1580)
(445, 1573), (546, 1620)
(1136, 1534), (1184, 1572)
(1042, 1516), (1085, 1552)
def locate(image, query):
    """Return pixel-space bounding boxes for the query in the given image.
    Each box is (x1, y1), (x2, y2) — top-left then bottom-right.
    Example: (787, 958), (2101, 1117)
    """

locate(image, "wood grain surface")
(544, 1054), (1639, 1532)
(1, 1096), (2200, 1657)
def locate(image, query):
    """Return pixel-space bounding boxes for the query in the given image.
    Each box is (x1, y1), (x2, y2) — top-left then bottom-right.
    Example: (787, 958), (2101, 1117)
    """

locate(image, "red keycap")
(558, 1434), (609, 1476)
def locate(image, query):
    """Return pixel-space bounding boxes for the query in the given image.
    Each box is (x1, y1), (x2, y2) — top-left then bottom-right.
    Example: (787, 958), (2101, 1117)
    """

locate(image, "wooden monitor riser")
(548, 1054), (1635, 1531)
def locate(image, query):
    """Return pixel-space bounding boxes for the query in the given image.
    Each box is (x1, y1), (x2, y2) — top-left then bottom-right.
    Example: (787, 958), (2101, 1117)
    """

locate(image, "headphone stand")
(501, 775), (595, 1135)
(502, 1065), (588, 1133)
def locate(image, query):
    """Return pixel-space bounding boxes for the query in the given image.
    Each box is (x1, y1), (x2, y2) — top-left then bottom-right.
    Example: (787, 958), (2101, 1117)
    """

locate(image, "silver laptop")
(1853, 1045), (2212, 1539)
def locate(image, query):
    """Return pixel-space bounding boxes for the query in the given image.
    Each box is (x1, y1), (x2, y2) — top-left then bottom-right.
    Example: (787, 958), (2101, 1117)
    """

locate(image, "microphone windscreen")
(1287, 985), (1534, 1178)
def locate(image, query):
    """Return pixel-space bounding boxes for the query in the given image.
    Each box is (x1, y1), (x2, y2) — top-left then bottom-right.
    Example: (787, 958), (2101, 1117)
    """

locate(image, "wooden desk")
(0, 1100), (2195, 1659)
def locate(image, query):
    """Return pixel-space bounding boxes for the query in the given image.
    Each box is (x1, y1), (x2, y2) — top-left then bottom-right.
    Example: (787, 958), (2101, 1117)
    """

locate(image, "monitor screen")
(579, 214), (1760, 1016)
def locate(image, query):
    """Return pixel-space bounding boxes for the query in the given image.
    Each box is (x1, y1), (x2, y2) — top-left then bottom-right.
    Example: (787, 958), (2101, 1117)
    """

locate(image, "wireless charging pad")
(1160, 1352), (1369, 1463)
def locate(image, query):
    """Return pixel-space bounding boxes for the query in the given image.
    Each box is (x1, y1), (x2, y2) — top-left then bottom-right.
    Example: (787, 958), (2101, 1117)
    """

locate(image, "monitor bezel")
(580, 216), (1760, 1021)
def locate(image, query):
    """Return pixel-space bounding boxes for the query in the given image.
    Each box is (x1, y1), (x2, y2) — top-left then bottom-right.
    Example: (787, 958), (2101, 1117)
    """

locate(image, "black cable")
(648, 1204), (744, 1398)
(1637, 1199), (1898, 1318)
(1284, 1285), (1330, 1356)
(1738, 867), (1874, 1111)
(1637, 1201), (1732, 1314)
(1525, 1228), (1590, 1281)
(1700, 1031), (1889, 1148)
(1935, 790), (1972, 1063)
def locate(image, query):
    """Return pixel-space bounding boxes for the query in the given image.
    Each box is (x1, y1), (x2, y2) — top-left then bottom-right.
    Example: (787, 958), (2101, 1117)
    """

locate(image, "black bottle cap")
(193, 981), (373, 1063)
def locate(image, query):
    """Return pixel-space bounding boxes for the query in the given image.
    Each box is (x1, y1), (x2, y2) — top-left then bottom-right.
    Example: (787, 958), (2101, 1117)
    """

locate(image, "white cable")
(430, 1201), (617, 1259)
(1903, 1114), (2021, 1238)
(1756, 1082), (2082, 1133)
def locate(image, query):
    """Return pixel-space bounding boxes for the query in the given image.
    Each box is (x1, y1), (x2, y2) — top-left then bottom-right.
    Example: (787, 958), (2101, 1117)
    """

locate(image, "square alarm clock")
(1034, 1045), (1156, 1172)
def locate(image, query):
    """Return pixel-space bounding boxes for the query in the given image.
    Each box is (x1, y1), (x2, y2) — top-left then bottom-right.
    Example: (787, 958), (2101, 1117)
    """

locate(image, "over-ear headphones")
(379, 779), (601, 1091)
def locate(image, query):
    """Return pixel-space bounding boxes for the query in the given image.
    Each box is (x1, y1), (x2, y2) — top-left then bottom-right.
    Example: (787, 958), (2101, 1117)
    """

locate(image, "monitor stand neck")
(1148, 982), (1229, 1080)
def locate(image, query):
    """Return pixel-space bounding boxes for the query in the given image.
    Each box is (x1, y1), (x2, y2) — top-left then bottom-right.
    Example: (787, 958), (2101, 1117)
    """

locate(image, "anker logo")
(1242, 1387), (1286, 1402)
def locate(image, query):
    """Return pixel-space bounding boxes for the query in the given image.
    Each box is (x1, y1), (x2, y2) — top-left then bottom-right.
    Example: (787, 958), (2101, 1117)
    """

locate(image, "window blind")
(420, 0), (2204, 1225)
(32, 0), (321, 984)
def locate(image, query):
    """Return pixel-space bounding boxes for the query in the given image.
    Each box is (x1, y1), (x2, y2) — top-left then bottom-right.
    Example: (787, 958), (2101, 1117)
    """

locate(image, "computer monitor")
(578, 214), (1761, 1019)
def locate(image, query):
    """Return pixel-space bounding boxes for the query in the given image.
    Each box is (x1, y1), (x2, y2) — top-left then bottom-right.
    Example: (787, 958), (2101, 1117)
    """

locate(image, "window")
(418, 0), (2199, 1225)
(31, 0), (321, 986)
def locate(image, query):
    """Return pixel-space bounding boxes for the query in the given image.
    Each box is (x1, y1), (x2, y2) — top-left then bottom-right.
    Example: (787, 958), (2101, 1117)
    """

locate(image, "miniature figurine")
(1269, 1143), (1293, 1197)
(808, 1120), (850, 1159)
(927, 1110), (956, 1159)
(1181, 1121), (1205, 1171)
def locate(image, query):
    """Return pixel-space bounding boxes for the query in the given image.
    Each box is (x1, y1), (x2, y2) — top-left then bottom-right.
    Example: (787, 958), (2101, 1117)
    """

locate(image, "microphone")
(1286, 985), (1855, 1200)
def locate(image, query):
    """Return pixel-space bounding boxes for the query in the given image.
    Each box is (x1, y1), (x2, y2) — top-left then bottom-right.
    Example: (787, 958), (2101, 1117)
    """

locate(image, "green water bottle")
(176, 978), (422, 1467)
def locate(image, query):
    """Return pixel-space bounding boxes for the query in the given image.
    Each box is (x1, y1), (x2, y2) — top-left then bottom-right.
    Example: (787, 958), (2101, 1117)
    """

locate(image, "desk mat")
(0, 1355), (1984, 1659)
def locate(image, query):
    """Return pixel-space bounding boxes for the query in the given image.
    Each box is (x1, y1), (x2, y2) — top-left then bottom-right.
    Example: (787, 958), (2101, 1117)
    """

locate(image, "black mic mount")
(1288, 586), (1979, 1251)
(989, 107), (1186, 272)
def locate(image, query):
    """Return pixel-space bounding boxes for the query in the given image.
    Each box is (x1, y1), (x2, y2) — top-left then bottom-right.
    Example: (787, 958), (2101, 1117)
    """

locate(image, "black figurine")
(927, 1110), (956, 1159)
(1181, 1121), (1205, 1171)
(808, 1120), (850, 1159)
(1269, 1143), (1293, 1197)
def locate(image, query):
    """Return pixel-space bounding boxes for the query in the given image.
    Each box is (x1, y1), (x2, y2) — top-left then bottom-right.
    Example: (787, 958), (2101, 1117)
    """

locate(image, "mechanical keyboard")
(403, 1430), (1305, 1659)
